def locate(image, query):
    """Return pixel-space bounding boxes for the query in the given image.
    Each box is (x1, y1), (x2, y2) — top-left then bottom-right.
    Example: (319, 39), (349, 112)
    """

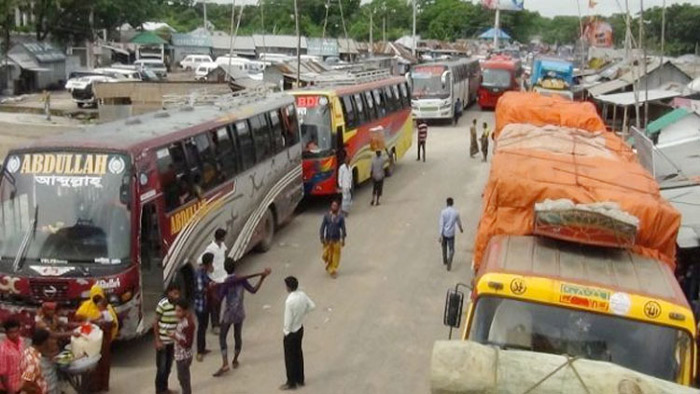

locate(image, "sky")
(213, 0), (699, 17)
(522, 0), (699, 17)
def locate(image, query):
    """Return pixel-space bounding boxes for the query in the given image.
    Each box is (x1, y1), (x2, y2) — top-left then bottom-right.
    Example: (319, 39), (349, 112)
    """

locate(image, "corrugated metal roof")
(337, 38), (359, 54)
(587, 79), (629, 96)
(129, 31), (168, 45)
(211, 32), (255, 51)
(7, 52), (50, 72)
(482, 235), (686, 305)
(646, 108), (690, 135)
(595, 88), (683, 106)
(253, 35), (307, 49)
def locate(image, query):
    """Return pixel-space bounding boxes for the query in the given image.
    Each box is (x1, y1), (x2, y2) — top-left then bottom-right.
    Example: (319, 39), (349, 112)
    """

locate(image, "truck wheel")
(77, 103), (84, 108)
(255, 208), (275, 253)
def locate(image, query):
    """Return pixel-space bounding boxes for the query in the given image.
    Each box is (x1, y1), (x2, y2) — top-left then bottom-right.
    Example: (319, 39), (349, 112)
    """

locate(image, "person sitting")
(75, 285), (119, 392)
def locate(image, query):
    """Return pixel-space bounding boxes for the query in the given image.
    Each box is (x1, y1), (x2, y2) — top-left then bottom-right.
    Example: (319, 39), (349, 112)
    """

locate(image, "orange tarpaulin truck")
(440, 91), (696, 388)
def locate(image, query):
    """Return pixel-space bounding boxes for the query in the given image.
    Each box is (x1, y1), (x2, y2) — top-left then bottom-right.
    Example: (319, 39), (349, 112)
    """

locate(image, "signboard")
(482, 0), (524, 11)
(307, 38), (339, 57)
(295, 95), (327, 108)
(582, 19), (613, 48)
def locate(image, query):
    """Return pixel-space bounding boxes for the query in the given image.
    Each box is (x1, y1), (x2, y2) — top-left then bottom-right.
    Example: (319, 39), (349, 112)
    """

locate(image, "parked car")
(65, 74), (121, 108)
(195, 62), (219, 81)
(180, 55), (214, 71)
(134, 59), (168, 78)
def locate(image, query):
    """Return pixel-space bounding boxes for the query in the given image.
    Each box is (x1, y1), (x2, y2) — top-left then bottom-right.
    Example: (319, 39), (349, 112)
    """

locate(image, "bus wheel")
(255, 208), (275, 253)
(385, 150), (397, 177)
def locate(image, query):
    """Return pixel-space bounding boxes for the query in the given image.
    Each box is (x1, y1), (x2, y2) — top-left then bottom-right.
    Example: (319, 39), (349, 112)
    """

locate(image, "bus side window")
(341, 95), (356, 129)
(283, 105), (300, 146)
(364, 91), (377, 121)
(193, 133), (222, 191)
(400, 83), (410, 108)
(373, 89), (386, 118)
(211, 126), (239, 179)
(353, 94), (366, 125)
(250, 114), (272, 162)
(392, 85), (402, 109)
(234, 120), (256, 171)
(383, 86), (395, 112)
(269, 110), (285, 153)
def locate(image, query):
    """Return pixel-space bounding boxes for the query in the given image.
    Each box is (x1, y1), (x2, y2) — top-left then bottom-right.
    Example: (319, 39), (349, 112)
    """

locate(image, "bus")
(530, 58), (574, 101)
(290, 73), (413, 196)
(478, 55), (522, 110)
(410, 58), (480, 121)
(0, 92), (303, 339)
(445, 235), (697, 385)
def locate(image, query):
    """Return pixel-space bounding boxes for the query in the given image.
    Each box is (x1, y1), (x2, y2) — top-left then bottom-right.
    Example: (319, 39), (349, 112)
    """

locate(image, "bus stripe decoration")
(231, 165), (303, 262)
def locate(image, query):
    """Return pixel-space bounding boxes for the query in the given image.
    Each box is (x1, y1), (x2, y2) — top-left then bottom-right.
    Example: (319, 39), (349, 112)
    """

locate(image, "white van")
(195, 62), (219, 81)
(134, 59), (168, 78)
(180, 55), (214, 71)
(215, 55), (251, 70)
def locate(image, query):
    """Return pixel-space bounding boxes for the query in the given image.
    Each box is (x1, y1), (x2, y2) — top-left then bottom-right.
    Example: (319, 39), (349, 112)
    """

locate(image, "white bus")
(409, 58), (480, 122)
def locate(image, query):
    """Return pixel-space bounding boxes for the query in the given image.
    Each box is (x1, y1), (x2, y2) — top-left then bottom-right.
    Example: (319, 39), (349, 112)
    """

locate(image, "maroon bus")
(0, 92), (303, 338)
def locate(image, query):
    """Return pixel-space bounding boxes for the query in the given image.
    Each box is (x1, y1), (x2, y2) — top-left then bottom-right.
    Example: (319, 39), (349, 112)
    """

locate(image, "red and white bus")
(478, 55), (522, 110)
(290, 74), (413, 196)
(0, 93), (303, 338)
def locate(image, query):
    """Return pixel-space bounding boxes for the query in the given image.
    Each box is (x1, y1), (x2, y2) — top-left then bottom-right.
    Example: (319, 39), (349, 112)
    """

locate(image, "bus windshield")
(411, 66), (449, 99)
(469, 296), (690, 382)
(296, 95), (333, 156)
(482, 68), (512, 89)
(0, 151), (131, 268)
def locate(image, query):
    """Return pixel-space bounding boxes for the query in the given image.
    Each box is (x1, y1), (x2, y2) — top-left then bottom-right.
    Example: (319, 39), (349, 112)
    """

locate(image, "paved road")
(110, 109), (495, 394)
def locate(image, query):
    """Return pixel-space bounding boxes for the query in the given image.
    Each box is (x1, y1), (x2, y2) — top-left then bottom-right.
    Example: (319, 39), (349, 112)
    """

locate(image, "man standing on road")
(213, 258), (270, 377)
(480, 122), (491, 162)
(439, 198), (464, 271)
(42, 90), (51, 121)
(370, 150), (385, 206)
(469, 119), (479, 158)
(337, 151), (353, 216)
(320, 200), (347, 278)
(194, 253), (214, 361)
(199, 228), (228, 334)
(280, 276), (316, 391)
(416, 119), (428, 162)
(154, 284), (181, 394)
(453, 98), (462, 125)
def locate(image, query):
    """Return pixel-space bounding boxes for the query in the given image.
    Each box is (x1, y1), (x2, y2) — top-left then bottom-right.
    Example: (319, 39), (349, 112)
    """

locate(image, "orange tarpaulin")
(472, 124), (680, 271)
(494, 92), (606, 139)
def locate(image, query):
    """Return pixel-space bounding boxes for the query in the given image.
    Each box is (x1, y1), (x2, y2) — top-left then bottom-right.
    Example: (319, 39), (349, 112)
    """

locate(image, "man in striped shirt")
(417, 119), (428, 162)
(154, 284), (181, 394)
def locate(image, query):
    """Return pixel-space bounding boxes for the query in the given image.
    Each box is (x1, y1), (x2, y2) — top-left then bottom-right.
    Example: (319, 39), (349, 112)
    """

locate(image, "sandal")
(232, 360), (240, 369)
(213, 367), (230, 377)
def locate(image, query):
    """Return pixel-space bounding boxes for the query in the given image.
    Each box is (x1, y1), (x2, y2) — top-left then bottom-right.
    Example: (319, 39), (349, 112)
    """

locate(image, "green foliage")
(6, 0), (698, 56)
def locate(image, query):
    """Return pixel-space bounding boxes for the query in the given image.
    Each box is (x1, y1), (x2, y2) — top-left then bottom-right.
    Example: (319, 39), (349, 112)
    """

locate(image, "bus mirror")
(443, 288), (464, 329)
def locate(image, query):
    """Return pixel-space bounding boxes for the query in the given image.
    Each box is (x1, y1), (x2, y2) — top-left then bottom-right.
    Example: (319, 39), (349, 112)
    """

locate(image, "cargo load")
(493, 92), (606, 139)
(472, 123), (681, 270)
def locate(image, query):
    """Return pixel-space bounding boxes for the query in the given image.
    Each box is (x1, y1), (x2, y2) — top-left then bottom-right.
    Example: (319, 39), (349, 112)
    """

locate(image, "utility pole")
(382, 0), (386, 43)
(338, 0), (349, 46)
(294, 0), (300, 87)
(227, 0), (236, 83)
(369, 8), (373, 57)
(412, 0), (416, 57)
(660, 0), (666, 65)
(641, 0), (649, 129)
(493, 8), (500, 50)
(203, 0), (208, 30)
(322, 0), (330, 40)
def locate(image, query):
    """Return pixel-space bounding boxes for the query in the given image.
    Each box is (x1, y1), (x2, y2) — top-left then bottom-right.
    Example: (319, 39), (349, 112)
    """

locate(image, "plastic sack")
(70, 323), (103, 358)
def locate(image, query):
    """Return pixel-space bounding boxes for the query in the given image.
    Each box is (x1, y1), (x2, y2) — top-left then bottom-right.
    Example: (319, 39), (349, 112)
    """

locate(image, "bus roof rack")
(313, 68), (393, 86)
(162, 86), (276, 110)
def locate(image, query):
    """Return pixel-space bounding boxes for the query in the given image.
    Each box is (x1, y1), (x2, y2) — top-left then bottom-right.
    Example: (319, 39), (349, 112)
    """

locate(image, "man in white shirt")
(337, 152), (353, 216)
(198, 228), (228, 333)
(280, 276), (315, 391)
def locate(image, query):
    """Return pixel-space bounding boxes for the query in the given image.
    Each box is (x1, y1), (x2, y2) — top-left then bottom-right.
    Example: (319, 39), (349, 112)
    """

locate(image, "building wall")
(641, 66), (692, 90)
(35, 60), (66, 89)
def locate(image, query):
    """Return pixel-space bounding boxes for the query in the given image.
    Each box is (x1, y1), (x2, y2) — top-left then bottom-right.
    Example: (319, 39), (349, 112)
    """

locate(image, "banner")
(582, 18), (614, 48)
(482, 0), (524, 11)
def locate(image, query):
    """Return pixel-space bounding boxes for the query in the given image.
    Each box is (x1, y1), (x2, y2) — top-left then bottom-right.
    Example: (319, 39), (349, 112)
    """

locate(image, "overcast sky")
(213, 0), (699, 17)
(522, 0), (698, 17)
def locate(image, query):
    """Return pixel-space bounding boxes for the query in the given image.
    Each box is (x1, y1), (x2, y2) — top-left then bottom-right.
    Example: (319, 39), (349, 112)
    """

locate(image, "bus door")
(139, 201), (165, 325)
